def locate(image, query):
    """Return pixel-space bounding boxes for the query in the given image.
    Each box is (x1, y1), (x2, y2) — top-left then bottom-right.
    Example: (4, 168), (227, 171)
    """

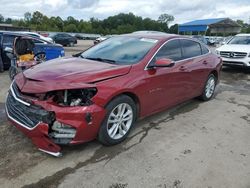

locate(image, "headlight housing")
(215, 50), (220, 55)
(46, 88), (97, 106)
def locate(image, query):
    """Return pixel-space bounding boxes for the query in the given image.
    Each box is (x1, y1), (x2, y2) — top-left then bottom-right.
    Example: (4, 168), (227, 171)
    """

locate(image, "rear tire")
(98, 95), (137, 146)
(199, 74), (217, 101)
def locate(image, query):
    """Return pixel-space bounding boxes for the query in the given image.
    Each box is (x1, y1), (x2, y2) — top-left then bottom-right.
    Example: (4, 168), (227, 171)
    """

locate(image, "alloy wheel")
(107, 103), (133, 140)
(205, 76), (215, 98)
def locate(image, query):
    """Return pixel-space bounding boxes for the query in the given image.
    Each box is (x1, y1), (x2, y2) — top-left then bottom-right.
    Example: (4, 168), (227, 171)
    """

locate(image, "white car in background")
(216, 34), (250, 68)
(19, 31), (54, 43)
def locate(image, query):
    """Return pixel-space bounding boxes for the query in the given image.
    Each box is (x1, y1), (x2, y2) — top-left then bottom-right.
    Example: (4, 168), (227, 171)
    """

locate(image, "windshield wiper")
(84, 57), (116, 64)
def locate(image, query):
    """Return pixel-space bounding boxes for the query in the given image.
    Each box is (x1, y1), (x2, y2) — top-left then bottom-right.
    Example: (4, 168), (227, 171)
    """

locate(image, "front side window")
(152, 39), (182, 63)
(81, 36), (158, 65)
(181, 39), (202, 59)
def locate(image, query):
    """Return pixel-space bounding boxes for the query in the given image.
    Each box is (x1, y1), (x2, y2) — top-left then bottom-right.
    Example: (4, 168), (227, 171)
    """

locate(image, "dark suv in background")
(51, 33), (77, 47)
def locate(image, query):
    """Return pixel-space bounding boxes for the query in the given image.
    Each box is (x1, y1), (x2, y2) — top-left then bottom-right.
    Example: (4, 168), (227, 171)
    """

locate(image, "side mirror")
(154, 58), (175, 68)
(4, 47), (13, 53)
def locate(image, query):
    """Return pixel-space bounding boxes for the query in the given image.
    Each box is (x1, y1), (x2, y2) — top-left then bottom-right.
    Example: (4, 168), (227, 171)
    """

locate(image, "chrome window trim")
(144, 37), (211, 70)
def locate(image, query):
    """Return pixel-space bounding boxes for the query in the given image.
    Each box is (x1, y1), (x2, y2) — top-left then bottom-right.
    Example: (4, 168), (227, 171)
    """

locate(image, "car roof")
(121, 33), (179, 40)
(19, 31), (40, 35)
(236, 33), (250, 37)
(0, 31), (52, 43)
(0, 31), (37, 37)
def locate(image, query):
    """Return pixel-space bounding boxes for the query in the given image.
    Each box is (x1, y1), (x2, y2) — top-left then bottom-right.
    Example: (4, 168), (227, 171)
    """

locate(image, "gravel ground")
(0, 41), (249, 188)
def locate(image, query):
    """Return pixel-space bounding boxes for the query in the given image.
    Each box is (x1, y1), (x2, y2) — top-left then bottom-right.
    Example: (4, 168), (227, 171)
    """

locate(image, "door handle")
(179, 66), (187, 71)
(203, 61), (208, 65)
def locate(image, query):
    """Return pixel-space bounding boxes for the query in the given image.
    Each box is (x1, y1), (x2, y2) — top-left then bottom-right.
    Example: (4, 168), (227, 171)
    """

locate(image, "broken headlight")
(47, 88), (97, 106)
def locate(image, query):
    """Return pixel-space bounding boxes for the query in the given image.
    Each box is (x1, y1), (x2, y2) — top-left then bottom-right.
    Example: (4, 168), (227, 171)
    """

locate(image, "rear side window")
(63, 34), (70, 37)
(32, 39), (45, 44)
(201, 44), (209, 54)
(154, 39), (182, 61)
(3, 35), (15, 46)
(181, 39), (202, 59)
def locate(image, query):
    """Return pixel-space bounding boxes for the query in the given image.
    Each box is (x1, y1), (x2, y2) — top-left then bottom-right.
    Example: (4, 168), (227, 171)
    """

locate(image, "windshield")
(228, 36), (250, 45)
(81, 36), (158, 65)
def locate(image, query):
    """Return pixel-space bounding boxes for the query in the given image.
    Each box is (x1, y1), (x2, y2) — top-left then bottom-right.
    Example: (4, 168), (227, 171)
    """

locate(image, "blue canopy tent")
(178, 18), (241, 35)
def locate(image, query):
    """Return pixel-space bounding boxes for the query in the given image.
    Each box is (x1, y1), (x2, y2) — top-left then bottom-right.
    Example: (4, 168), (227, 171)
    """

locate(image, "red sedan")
(6, 34), (222, 156)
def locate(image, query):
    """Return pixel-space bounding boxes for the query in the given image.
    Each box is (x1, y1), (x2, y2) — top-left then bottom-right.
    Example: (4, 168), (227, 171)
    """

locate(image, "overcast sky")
(1, 0), (250, 24)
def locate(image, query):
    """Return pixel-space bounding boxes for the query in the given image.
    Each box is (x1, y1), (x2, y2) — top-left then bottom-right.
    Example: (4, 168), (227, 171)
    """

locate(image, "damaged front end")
(5, 81), (105, 156)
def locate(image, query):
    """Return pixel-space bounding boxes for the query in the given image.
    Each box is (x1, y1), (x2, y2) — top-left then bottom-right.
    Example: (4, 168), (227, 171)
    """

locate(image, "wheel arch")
(104, 91), (141, 119)
(209, 70), (219, 83)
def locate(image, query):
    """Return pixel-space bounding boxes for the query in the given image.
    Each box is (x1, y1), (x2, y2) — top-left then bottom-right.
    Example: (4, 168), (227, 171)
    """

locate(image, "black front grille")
(223, 61), (245, 66)
(6, 83), (55, 129)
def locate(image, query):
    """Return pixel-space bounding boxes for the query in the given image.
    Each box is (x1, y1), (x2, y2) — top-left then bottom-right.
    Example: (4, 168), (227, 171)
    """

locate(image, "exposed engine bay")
(44, 88), (97, 106)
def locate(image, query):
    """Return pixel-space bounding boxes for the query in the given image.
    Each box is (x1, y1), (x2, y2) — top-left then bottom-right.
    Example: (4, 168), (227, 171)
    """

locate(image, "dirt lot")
(0, 40), (249, 188)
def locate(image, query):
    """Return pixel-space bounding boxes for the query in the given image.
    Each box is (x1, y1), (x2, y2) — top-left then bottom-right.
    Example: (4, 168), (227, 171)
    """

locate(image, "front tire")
(199, 74), (216, 101)
(98, 95), (137, 146)
(34, 52), (46, 63)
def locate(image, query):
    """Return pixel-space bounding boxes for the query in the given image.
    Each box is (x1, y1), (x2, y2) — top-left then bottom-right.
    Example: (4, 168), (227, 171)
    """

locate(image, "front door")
(141, 39), (193, 115)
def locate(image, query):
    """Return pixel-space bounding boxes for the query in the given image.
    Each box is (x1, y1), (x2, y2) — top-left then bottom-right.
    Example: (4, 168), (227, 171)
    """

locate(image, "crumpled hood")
(217, 44), (250, 53)
(15, 57), (131, 93)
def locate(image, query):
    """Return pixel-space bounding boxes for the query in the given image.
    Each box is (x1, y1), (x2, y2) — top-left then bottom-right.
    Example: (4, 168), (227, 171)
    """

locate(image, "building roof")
(0, 23), (14, 27)
(178, 18), (241, 33)
(180, 18), (226, 26)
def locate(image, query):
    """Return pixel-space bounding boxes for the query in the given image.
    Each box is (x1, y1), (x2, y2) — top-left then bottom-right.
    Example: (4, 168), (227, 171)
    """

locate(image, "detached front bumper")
(5, 82), (106, 156)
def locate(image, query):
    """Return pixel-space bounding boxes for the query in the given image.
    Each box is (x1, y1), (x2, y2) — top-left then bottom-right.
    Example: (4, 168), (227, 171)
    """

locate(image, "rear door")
(180, 39), (211, 97)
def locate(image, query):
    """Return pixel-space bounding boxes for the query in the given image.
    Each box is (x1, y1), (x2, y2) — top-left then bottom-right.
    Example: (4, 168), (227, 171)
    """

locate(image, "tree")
(158, 14), (174, 25)
(0, 14), (4, 23)
(169, 24), (179, 34)
(24, 12), (32, 22)
(32, 11), (44, 25)
(11, 11), (179, 34)
(55, 16), (64, 31)
(64, 24), (78, 32)
(5, 18), (12, 24)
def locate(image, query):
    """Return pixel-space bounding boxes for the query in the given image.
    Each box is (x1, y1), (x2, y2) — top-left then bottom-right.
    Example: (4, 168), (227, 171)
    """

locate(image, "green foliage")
(5, 18), (12, 24)
(237, 19), (250, 33)
(158, 14), (174, 24)
(0, 14), (4, 23)
(9, 12), (176, 34)
(64, 23), (78, 32)
(4, 11), (250, 34)
(24, 12), (32, 22)
(169, 24), (178, 34)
